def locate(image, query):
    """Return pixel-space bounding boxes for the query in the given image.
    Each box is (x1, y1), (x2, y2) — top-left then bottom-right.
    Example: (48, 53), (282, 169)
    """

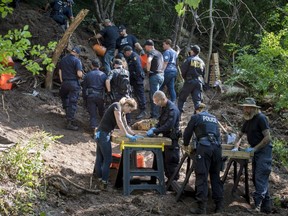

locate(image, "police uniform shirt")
(241, 113), (270, 147)
(59, 54), (82, 81)
(148, 49), (164, 73)
(125, 52), (144, 80)
(183, 111), (220, 146)
(181, 55), (205, 80)
(154, 100), (180, 137)
(163, 48), (178, 72)
(99, 26), (119, 50)
(97, 102), (121, 133)
(82, 69), (107, 97)
(116, 34), (138, 53)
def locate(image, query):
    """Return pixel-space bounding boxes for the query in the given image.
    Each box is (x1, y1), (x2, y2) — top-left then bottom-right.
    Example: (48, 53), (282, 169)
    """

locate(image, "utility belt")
(86, 88), (104, 97)
(185, 76), (200, 81)
(198, 134), (219, 146)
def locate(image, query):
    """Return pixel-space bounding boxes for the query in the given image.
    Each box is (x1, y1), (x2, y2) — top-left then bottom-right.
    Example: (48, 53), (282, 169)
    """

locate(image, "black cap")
(123, 45), (133, 52)
(118, 25), (126, 31)
(72, 46), (81, 54)
(144, 39), (154, 46)
(113, 59), (123, 65)
(91, 59), (101, 68)
(190, 45), (200, 55)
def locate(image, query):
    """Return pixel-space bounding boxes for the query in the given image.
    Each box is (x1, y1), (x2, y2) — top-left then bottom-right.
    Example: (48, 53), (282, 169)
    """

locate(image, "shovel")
(218, 121), (236, 144)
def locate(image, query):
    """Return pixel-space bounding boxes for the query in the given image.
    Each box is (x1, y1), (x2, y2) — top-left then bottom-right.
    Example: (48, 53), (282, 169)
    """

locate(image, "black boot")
(260, 198), (272, 213)
(215, 200), (224, 213)
(190, 202), (207, 214)
(66, 120), (79, 131)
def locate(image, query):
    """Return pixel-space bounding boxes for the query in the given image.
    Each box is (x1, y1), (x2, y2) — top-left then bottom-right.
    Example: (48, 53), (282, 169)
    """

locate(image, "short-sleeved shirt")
(241, 113), (270, 147)
(59, 54), (82, 81)
(181, 55), (205, 80)
(115, 34), (138, 53)
(99, 26), (119, 50)
(97, 102), (121, 133)
(147, 49), (164, 73)
(163, 48), (178, 72)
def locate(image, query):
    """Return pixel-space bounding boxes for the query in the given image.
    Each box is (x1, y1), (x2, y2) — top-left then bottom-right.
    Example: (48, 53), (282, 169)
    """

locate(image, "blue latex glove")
(245, 147), (255, 152)
(94, 131), (100, 140)
(126, 134), (137, 142)
(134, 135), (144, 139)
(231, 147), (239, 152)
(146, 127), (156, 137)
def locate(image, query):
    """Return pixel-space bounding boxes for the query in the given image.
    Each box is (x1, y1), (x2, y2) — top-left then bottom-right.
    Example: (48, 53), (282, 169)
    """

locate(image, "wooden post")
(45, 9), (89, 90)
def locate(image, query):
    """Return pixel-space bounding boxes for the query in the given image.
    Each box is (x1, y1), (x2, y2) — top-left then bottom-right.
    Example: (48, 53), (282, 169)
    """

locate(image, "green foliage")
(0, 132), (62, 215)
(272, 139), (288, 168)
(225, 28), (288, 110)
(0, 0), (13, 18)
(0, 25), (56, 76)
(175, 0), (201, 17)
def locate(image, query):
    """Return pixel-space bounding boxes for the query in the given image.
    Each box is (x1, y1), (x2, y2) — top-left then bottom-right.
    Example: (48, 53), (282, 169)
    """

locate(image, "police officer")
(144, 39), (164, 118)
(183, 103), (223, 214)
(231, 98), (272, 213)
(45, 0), (73, 30)
(147, 91), (181, 182)
(178, 45), (205, 115)
(123, 45), (147, 119)
(59, 46), (83, 130)
(115, 25), (145, 58)
(82, 59), (107, 135)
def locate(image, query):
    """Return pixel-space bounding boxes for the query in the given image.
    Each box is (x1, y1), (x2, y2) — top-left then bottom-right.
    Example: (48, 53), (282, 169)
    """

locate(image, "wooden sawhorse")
(114, 141), (166, 196)
(221, 158), (250, 204)
(166, 152), (195, 201)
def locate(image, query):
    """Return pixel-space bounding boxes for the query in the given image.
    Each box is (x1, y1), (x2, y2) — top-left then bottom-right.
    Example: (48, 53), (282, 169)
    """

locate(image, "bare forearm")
(254, 129), (271, 151)
(233, 132), (244, 148)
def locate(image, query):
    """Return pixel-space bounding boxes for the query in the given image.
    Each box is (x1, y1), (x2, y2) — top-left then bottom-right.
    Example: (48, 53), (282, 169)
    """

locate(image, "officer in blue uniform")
(147, 91), (181, 182)
(82, 59), (107, 134)
(178, 45), (205, 114)
(59, 46), (83, 130)
(183, 103), (223, 214)
(123, 45), (147, 119)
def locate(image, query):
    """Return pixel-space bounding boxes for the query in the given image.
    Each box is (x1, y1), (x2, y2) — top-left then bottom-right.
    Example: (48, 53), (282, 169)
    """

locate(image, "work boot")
(98, 180), (108, 191)
(260, 198), (272, 213)
(66, 120), (79, 131)
(136, 111), (147, 119)
(190, 202), (207, 214)
(215, 200), (224, 213)
(253, 198), (262, 213)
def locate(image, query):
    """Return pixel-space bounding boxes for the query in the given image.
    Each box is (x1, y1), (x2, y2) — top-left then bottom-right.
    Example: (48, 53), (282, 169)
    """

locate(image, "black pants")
(163, 139), (180, 181)
(194, 143), (223, 203)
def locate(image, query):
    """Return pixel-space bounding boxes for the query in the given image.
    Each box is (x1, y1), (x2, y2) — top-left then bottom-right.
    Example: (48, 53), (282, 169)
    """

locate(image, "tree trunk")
(45, 9), (89, 90)
(93, 0), (116, 24)
(204, 0), (214, 84)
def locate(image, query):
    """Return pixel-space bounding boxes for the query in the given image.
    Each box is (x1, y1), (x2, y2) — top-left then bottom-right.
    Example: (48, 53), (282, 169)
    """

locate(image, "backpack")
(114, 68), (131, 94)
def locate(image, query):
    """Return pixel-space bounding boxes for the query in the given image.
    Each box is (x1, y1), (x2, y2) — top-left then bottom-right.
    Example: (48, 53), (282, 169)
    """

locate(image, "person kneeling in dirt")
(82, 59), (107, 135)
(183, 103), (223, 214)
(146, 91), (181, 184)
(231, 98), (272, 213)
(93, 97), (143, 190)
(59, 46), (83, 131)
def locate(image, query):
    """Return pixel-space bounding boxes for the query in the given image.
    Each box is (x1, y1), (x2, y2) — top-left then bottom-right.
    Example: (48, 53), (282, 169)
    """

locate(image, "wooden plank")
(111, 129), (172, 146)
(222, 150), (253, 159)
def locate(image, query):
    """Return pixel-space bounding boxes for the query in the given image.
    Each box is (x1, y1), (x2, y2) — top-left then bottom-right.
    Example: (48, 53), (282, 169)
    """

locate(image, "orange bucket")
(0, 74), (14, 90)
(93, 44), (106, 57)
(140, 54), (147, 68)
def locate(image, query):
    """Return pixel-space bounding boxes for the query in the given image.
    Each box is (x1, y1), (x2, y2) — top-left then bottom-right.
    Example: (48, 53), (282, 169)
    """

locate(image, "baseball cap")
(144, 39), (154, 46)
(103, 19), (111, 24)
(91, 59), (101, 68)
(190, 45), (200, 54)
(72, 46), (81, 54)
(123, 45), (133, 52)
(118, 25), (126, 32)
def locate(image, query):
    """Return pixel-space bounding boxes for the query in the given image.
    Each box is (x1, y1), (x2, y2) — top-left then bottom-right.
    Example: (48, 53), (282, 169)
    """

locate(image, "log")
(111, 129), (172, 146)
(45, 9), (90, 90)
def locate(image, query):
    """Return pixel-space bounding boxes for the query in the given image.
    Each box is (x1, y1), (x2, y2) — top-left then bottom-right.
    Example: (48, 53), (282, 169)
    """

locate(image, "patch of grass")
(0, 131), (62, 215)
(272, 138), (288, 168)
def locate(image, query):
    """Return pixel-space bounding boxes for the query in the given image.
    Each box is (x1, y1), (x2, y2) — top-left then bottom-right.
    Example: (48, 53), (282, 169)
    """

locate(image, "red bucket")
(140, 54), (147, 68)
(0, 74), (14, 90)
(93, 44), (106, 57)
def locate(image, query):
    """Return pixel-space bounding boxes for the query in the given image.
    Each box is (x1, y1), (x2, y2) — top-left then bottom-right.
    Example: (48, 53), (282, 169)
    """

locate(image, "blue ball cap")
(72, 46), (81, 54)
